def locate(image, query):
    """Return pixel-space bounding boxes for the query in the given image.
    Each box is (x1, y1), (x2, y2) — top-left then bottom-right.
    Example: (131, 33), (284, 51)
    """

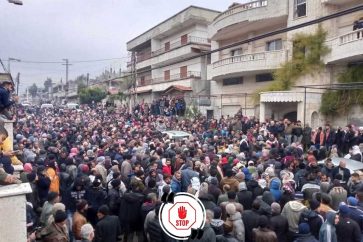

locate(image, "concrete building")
(208, 0), (363, 127)
(126, 6), (220, 104)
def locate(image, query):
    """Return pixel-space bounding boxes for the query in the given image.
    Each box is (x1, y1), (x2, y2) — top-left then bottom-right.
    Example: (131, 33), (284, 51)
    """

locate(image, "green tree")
(28, 83), (38, 97)
(43, 78), (52, 92)
(79, 87), (107, 104)
(77, 82), (87, 94)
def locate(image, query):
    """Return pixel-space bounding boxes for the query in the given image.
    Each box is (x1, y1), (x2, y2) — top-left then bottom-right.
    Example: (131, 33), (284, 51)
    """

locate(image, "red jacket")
(162, 165), (172, 176)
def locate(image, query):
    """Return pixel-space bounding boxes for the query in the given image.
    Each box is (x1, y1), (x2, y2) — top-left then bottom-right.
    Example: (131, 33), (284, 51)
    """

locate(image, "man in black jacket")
(119, 182), (145, 242)
(95, 205), (122, 242)
(336, 204), (362, 242)
(242, 200), (261, 242)
(0, 79), (17, 120)
(270, 202), (288, 242)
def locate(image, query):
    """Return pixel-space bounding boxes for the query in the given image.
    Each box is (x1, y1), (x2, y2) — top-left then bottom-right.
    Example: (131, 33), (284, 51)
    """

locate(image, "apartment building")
(126, 6), (220, 104)
(208, 0), (363, 127)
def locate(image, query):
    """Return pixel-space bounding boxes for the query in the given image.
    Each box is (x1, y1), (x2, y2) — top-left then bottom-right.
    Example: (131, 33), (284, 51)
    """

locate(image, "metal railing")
(213, 52), (266, 68)
(134, 36), (210, 64)
(214, 0), (268, 24)
(339, 29), (363, 45)
(137, 71), (201, 85)
(151, 36), (210, 56)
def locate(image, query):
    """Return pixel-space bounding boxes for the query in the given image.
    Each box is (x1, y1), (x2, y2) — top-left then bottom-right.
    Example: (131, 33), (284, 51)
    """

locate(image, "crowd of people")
(133, 97), (186, 116)
(0, 103), (363, 242)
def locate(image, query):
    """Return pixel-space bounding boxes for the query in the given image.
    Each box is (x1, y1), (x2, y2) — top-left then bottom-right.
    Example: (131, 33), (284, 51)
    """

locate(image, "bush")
(79, 87), (107, 104)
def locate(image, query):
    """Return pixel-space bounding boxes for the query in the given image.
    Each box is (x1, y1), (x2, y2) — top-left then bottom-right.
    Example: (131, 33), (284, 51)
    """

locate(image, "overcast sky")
(0, 0), (246, 94)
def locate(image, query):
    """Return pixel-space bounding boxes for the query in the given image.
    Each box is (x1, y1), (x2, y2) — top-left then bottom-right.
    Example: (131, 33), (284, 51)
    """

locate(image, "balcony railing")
(152, 36), (210, 56)
(137, 71), (201, 86)
(339, 29), (363, 45)
(134, 36), (210, 64)
(214, 0), (268, 23)
(137, 78), (152, 87)
(213, 52), (266, 68)
(136, 52), (152, 63)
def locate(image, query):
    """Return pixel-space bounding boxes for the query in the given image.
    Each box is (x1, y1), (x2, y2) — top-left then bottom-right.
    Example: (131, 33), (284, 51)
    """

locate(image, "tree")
(77, 82), (87, 94)
(43, 78), (52, 92)
(28, 83), (38, 98)
(79, 87), (107, 104)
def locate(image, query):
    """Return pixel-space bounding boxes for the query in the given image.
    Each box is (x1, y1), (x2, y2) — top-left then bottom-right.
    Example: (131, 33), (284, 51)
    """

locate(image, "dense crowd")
(0, 104), (363, 242)
(133, 97), (186, 116)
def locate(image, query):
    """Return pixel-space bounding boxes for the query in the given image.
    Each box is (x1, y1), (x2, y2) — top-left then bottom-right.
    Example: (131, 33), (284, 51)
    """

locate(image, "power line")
(2, 57), (129, 64)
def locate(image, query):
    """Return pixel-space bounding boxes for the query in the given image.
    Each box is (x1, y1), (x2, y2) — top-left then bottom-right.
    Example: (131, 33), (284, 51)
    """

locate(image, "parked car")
(66, 103), (80, 109)
(162, 130), (192, 141)
(40, 103), (54, 109)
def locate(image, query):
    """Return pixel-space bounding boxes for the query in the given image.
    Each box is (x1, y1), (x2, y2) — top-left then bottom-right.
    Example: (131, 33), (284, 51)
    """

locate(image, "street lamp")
(8, 0), (23, 5)
(7, 57), (21, 74)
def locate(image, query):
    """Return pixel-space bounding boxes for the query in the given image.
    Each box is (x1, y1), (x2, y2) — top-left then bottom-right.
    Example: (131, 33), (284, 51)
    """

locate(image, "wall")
(0, 183), (32, 242)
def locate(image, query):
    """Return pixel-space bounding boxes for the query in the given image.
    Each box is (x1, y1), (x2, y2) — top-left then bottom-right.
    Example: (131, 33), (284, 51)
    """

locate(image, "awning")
(260, 91), (322, 103)
(135, 89), (152, 94)
(163, 85), (192, 94)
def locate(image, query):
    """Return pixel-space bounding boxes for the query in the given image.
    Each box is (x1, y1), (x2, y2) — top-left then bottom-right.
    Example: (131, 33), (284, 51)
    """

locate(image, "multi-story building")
(126, 6), (220, 104)
(208, 0), (363, 127)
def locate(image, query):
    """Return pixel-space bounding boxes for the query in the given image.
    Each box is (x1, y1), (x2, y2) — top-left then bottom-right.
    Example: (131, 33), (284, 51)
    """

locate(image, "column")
(0, 183), (32, 242)
(259, 102), (266, 122)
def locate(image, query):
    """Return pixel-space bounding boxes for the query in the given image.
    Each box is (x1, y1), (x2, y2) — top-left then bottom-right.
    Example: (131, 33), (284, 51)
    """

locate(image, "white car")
(66, 103), (80, 109)
(40, 103), (54, 109)
(162, 130), (192, 140)
(318, 157), (363, 174)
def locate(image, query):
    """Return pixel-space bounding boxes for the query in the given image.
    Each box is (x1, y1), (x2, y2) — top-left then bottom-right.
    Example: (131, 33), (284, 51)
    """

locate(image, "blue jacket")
(180, 166), (198, 192)
(170, 176), (181, 193)
(270, 178), (282, 202)
(0, 86), (13, 109)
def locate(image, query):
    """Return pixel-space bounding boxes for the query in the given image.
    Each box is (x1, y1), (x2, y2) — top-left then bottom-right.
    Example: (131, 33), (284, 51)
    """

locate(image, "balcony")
(152, 36), (210, 57)
(321, 0), (361, 5)
(137, 71), (201, 87)
(326, 29), (363, 64)
(210, 0), (288, 40)
(135, 36), (210, 69)
(210, 50), (286, 79)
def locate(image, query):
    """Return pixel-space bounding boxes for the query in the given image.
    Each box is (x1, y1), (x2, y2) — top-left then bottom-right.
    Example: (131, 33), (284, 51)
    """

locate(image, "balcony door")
(180, 66), (188, 79)
(165, 42), (170, 52)
(181, 34), (188, 45)
(164, 70), (170, 81)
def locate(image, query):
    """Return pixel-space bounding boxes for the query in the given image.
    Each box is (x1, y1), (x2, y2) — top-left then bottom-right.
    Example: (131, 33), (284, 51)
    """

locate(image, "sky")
(0, 0), (246, 94)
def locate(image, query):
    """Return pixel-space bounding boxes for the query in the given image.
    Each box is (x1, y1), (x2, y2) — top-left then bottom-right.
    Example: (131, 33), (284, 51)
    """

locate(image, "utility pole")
(62, 59), (71, 103)
(16, 72), (20, 95)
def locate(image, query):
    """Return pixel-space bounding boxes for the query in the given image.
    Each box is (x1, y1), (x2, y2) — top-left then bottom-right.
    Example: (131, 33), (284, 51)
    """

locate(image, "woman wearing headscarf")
(319, 211), (338, 242)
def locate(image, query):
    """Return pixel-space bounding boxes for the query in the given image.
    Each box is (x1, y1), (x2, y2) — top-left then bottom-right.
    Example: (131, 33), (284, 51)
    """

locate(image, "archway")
(311, 111), (319, 129)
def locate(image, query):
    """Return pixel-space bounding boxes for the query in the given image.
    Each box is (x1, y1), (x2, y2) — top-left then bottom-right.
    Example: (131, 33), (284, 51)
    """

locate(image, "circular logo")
(159, 192), (206, 240)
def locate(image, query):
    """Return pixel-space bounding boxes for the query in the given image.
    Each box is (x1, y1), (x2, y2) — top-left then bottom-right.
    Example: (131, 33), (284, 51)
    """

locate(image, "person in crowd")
(319, 211), (339, 242)
(94, 205), (122, 242)
(39, 192), (60, 226)
(225, 203), (245, 242)
(298, 199), (323, 240)
(38, 210), (69, 242)
(293, 223), (319, 242)
(80, 224), (95, 242)
(335, 204), (362, 242)
(270, 202), (289, 242)
(252, 215), (277, 242)
(73, 200), (88, 241)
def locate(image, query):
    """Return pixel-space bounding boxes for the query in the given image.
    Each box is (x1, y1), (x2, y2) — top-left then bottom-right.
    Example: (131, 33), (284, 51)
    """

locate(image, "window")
(180, 66), (188, 79)
(164, 70), (170, 81)
(222, 77), (243, 86)
(231, 48), (242, 56)
(165, 42), (170, 51)
(266, 39), (282, 51)
(181, 34), (188, 45)
(295, 0), (306, 18)
(140, 76), (145, 86)
(256, 73), (274, 82)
